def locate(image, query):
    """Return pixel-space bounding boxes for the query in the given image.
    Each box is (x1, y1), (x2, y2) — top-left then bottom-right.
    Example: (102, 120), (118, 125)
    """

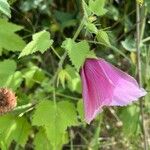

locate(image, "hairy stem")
(136, 2), (148, 150)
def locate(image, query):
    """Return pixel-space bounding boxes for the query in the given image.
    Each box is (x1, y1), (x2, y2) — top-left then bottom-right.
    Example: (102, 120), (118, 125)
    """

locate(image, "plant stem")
(142, 37), (150, 43)
(53, 87), (57, 107)
(136, 2), (148, 150)
(51, 17), (85, 85)
(51, 16), (85, 106)
(51, 46), (61, 60)
(140, 6), (147, 41)
(86, 40), (131, 62)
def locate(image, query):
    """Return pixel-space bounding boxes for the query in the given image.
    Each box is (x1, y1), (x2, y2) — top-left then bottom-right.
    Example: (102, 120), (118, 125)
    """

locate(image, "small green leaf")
(62, 38), (90, 71)
(121, 36), (136, 52)
(89, 0), (107, 16)
(32, 100), (78, 149)
(0, 19), (26, 52)
(57, 69), (71, 88)
(96, 30), (111, 47)
(85, 22), (98, 34)
(19, 30), (53, 58)
(0, 59), (16, 87)
(136, 0), (144, 6)
(0, 0), (11, 17)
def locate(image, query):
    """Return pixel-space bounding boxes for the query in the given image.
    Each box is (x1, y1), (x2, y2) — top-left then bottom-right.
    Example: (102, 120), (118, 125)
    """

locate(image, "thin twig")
(136, 2), (148, 150)
(50, 46), (61, 60)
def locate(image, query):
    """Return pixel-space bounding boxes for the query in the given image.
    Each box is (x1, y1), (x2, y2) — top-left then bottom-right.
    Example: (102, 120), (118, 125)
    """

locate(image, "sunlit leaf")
(32, 100), (78, 149)
(0, 0), (11, 17)
(0, 19), (25, 52)
(0, 115), (31, 147)
(19, 30), (53, 58)
(62, 38), (91, 71)
(96, 30), (111, 46)
(0, 59), (16, 87)
(85, 22), (98, 34)
(34, 128), (52, 150)
(89, 0), (107, 16)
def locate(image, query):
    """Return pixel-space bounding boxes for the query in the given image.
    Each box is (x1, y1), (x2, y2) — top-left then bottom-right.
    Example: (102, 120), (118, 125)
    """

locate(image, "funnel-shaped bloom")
(81, 58), (147, 123)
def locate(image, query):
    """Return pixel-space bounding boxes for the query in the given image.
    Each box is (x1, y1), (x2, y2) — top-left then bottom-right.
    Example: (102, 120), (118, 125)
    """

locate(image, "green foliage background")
(0, 0), (150, 149)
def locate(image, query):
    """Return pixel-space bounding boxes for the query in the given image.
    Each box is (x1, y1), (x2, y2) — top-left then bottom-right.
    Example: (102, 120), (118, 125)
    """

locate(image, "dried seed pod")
(0, 88), (17, 114)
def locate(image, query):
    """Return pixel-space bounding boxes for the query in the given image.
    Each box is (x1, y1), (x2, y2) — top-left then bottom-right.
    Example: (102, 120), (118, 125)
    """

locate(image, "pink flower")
(81, 58), (147, 124)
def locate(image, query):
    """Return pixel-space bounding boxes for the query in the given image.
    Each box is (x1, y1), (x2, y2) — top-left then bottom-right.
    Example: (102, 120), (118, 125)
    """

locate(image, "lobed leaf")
(19, 30), (53, 58)
(89, 0), (107, 16)
(62, 38), (91, 71)
(32, 100), (78, 149)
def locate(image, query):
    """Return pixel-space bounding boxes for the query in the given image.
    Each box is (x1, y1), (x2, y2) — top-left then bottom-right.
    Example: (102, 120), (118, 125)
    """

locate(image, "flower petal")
(81, 59), (114, 123)
(98, 59), (147, 106)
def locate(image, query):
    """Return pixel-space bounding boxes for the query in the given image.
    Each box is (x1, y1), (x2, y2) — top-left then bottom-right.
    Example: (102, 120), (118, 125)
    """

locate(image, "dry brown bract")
(0, 88), (17, 114)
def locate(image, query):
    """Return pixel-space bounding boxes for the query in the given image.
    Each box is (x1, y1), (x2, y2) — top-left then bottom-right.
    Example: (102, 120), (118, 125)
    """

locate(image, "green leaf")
(4, 71), (23, 90)
(65, 65), (81, 93)
(96, 30), (130, 61)
(0, 115), (31, 147)
(96, 30), (111, 47)
(0, 0), (11, 17)
(85, 22), (98, 34)
(136, 0), (144, 6)
(106, 5), (119, 21)
(119, 105), (140, 137)
(22, 65), (45, 88)
(12, 117), (31, 146)
(0, 59), (16, 87)
(19, 30), (53, 58)
(121, 36), (136, 52)
(62, 38), (90, 71)
(0, 19), (26, 52)
(82, 0), (92, 17)
(32, 100), (78, 149)
(89, 0), (107, 16)
(34, 128), (52, 150)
